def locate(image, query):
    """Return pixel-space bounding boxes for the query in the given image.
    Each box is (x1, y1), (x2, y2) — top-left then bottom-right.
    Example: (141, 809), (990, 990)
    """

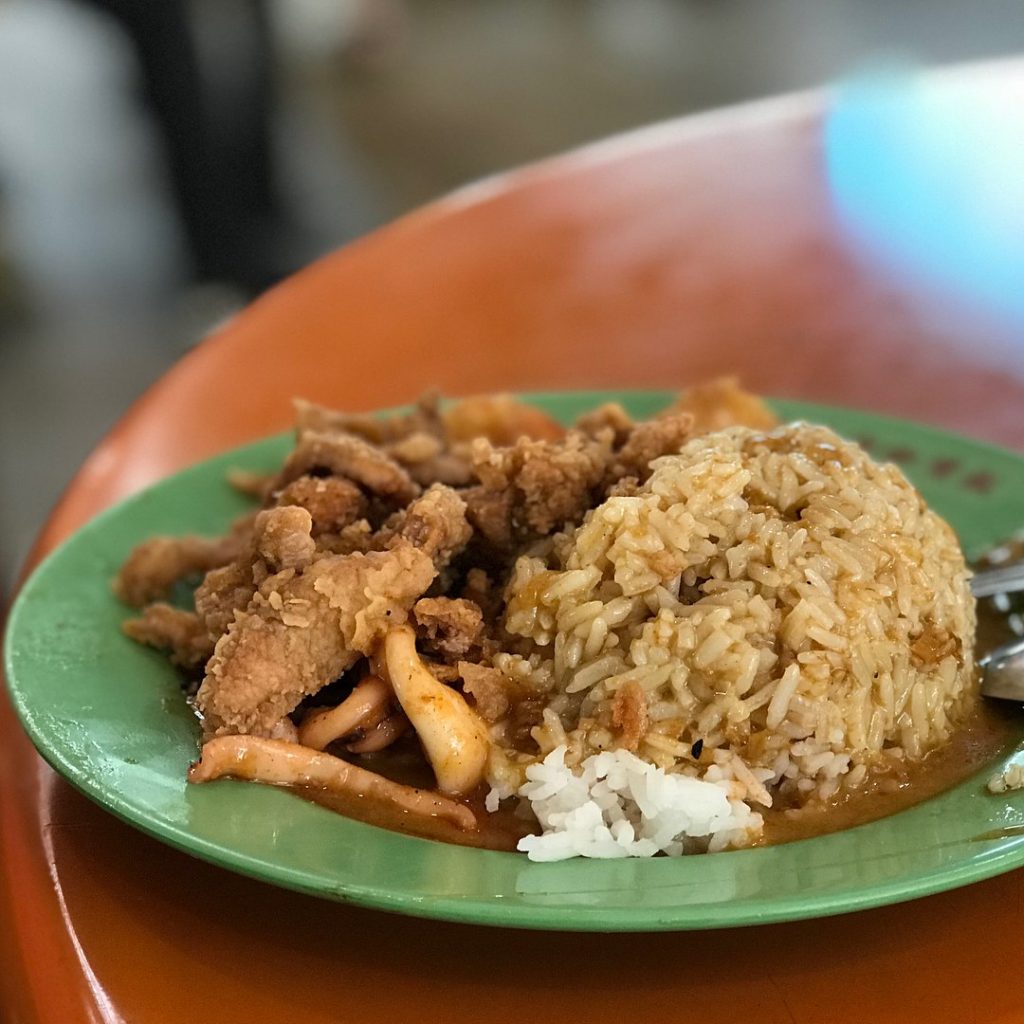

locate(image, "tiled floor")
(1, 0), (1022, 592)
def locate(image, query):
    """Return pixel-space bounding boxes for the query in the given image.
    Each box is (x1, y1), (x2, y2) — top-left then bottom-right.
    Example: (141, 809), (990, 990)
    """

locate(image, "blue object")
(825, 67), (1024, 323)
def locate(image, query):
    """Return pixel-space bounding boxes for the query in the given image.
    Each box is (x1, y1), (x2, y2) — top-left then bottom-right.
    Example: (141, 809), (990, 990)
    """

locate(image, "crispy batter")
(426, 661), (461, 684)
(254, 506), (316, 571)
(274, 475), (366, 534)
(467, 431), (612, 548)
(189, 510), (306, 644)
(196, 539), (437, 738)
(122, 603), (212, 669)
(114, 534), (237, 607)
(442, 394), (564, 446)
(197, 489), (468, 739)
(295, 395), (477, 486)
(391, 484), (472, 564)
(460, 567), (503, 626)
(278, 430), (419, 504)
(315, 519), (376, 556)
(459, 662), (514, 722)
(293, 394), (445, 445)
(294, 396), (475, 486)
(510, 433), (611, 534)
(387, 431), (444, 466)
(462, 485), (517, 550)
(397, 442), (475, 488)
(226, 468), (275, 500)
(666, 377), (779, 433)
(193, 561), (257, 643)
(574, 401), (634, 445)
(293, 394), (566, 491)
(414, 597), (484, 659)
(609, 411), (694, 483)
(611, 680), (649, 752)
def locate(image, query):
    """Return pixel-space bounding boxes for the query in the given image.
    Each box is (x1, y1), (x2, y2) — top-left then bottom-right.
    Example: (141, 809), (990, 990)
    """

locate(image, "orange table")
(5, 68), (1024, 1024)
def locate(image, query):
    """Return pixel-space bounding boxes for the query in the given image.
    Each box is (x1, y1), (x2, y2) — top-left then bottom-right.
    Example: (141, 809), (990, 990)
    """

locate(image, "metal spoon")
(979, 637), (1024, 701)
(972, 563), (1024, 599)
(972, 564), (1024, 700)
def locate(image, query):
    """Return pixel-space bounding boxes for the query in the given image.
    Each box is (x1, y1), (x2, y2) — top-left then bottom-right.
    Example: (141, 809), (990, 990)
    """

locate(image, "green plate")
(7, 392), (1024, 931)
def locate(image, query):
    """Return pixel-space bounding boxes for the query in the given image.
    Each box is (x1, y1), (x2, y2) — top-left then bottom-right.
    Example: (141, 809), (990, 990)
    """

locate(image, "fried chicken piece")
(305, 396), (460, 483)
(190, 507), (314, 643)
(278, 430), (419, 504)
(608, 411), (694, 483)
(574, 402), (634, 445)
(194, 561), (257, 643)
(226, 468), (276, 500)
(254, 506), (315, 572)
(297, 392), (564, 448)
(442, 394), (564, 446)
(114, 509), (259, 608)
(391, 483), (472, 563)
(459, 662), (514, 722)
(466, 431), (613, 549)
(426, 661), (461, 684)
(666, 377), (778, 434)
(295, 397), (476, 487)
(387, 431), (444, 466)
(274, 475), (366, 535)
(462, 486), (516, 551)
(294, 394), (565, 490)
(315, 519), (376, 556)
(293, 394), (445, 446)
(114, 534), (238, 607)
(459, 662), (545, 748)
(460, 568), (504, 627)
(393, 438), (475, 488)
(122, 603), (213, 669)
(196, 539), (437, 738)
(196, 486), (471, 739)
(414, 597), (484, 659)
(611, 680), (649, 752)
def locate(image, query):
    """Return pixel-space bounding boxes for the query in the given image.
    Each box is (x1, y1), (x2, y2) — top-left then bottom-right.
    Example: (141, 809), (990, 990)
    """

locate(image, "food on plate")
(116, 381), (996, 860)
(489, 423), (976, 857)
(190, 735), (476, 829)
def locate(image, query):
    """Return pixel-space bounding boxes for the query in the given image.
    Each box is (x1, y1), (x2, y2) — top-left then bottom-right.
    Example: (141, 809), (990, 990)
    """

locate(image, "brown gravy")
(284, 597), (1024, 853)
(761, 698), (1020, 845)
(761, 596), (1024, 844)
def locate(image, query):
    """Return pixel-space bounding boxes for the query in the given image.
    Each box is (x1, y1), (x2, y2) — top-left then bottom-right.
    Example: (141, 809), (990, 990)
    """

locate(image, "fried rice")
(487, 423), (976, 843)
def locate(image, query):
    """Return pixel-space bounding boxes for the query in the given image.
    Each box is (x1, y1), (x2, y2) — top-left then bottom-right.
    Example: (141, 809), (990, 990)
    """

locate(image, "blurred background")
(1, 0), (1023, 590)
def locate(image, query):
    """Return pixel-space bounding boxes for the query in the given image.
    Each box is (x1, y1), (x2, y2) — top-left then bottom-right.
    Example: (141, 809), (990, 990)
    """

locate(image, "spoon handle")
(972, 564), (1024, 598)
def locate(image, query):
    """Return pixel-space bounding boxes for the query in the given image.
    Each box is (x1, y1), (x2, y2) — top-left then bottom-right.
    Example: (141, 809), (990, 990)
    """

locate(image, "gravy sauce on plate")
(286, 597), (1023, 852)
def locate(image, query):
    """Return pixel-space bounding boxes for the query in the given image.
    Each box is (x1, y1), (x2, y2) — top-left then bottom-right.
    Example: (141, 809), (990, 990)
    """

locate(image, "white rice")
(514, 745), (762, 861)
(988, 762), (1024, 793)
